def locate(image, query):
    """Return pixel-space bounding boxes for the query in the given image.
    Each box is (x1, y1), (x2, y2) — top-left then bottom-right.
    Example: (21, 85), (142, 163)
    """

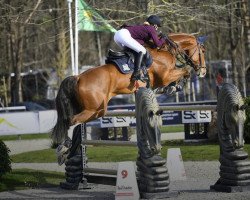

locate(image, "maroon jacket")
(125, 24), (165, 47)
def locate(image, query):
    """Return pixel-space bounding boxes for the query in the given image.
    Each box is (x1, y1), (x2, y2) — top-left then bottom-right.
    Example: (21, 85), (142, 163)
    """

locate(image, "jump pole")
(105, 104), (217, 117)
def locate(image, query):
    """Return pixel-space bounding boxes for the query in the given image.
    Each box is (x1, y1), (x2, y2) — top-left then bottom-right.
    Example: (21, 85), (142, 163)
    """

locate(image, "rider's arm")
(147, 26), (165, 47)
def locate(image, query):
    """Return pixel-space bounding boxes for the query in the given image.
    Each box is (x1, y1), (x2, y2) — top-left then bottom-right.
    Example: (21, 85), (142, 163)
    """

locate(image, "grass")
(4, 142), (250, 193)
(11, 142), (250, 163)
(0, 133), (50, 141)
(0, 169), (64, 192)
(0, 125), (183, 142)
(161, 125), (184, 133)
(11, 149), (57, 163)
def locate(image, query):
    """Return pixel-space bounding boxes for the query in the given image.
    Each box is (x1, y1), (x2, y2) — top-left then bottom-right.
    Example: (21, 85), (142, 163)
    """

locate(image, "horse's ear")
(197, 35), (208, 44)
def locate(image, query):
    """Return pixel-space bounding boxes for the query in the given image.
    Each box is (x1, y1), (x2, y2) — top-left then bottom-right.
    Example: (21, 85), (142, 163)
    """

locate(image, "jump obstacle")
(59, 83), (250, 198)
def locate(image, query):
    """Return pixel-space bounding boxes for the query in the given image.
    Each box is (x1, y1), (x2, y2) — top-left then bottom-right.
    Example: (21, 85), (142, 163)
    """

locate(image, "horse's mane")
(168, 32), (195, 38)
(145, 32), (196, 52)
(168, 33), (195, 42)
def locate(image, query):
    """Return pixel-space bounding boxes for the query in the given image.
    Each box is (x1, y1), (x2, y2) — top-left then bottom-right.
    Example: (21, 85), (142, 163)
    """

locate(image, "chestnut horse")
(51, 33), (207, 144)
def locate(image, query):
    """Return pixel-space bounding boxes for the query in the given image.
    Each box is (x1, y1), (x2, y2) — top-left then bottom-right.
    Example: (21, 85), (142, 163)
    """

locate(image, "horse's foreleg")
(169, 67), (190, 83)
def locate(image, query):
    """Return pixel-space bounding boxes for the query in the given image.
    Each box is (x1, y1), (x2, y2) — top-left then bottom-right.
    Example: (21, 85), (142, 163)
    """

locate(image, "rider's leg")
(131, 51), (146, 81)
(114, 29), (148, 81)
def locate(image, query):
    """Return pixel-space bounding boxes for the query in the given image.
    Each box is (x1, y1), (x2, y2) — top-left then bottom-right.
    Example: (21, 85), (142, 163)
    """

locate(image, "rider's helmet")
(146, 15), (162, 27)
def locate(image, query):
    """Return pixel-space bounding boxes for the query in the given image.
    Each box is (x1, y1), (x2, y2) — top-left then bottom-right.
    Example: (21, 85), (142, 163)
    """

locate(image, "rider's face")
(154, 24), (158, 30)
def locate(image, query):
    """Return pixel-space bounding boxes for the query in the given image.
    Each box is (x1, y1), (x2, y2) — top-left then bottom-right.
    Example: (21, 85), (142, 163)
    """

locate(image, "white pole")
(96, 32), (102, 65)
(67, 0), (75, 75)
(175, 92), (179, 103)
(192, 82), (196, 101)
(75, 0), (79, 75)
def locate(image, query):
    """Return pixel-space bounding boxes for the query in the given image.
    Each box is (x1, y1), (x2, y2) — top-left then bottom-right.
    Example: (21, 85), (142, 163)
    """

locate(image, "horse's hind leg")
(71, 90), (108, 125)
(71, 109), (106, 125)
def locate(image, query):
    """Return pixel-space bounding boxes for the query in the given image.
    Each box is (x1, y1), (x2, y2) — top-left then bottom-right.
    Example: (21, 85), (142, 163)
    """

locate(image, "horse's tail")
(51, 76), (80, 144)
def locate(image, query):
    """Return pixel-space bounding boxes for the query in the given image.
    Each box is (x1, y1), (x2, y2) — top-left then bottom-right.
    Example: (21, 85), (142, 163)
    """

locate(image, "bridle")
(174, 39), (206, 72)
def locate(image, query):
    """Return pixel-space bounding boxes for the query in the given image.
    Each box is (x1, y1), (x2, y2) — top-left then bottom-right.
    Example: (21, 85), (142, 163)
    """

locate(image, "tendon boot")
(131, 52), (147, 82)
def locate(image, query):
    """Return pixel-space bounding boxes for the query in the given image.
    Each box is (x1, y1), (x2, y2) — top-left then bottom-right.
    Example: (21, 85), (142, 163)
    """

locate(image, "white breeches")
(114, 29), (146, 54)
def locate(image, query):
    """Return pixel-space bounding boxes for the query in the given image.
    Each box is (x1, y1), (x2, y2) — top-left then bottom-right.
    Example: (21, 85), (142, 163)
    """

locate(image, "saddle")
(105, 49), (153, 74)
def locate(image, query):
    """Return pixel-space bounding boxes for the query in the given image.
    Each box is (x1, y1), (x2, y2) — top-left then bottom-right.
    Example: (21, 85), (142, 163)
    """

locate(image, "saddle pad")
(105, 54), (153, 74)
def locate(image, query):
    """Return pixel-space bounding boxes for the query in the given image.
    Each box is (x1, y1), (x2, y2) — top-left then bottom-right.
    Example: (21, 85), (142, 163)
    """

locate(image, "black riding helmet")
(147, 15), (162, 27)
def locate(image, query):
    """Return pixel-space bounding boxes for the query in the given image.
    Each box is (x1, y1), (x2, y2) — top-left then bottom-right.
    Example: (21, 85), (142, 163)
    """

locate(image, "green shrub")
(244, 97), (250, 144)
(0, 140), (12, 177)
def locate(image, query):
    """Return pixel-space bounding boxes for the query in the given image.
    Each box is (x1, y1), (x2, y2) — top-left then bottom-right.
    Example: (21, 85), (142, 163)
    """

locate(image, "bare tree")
(2, 0), (42, 104)
(0, 0), (249, 103)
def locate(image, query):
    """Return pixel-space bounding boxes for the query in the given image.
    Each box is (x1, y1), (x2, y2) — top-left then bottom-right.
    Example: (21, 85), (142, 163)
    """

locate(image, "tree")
(2, 0), (42, 104)
(52, 0), (69, 83)
(0, 0), (249, 102)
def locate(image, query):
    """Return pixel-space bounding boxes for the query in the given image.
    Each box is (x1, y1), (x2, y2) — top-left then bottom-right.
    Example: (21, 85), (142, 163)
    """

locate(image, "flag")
(78, 0), (116, 32)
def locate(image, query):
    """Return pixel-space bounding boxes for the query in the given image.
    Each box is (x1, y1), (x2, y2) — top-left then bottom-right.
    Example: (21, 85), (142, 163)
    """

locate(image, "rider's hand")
(158, 31), (167, 39)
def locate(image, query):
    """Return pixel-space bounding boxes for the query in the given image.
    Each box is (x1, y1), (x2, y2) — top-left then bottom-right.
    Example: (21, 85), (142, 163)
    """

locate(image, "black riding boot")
(131, 52), (147, 82)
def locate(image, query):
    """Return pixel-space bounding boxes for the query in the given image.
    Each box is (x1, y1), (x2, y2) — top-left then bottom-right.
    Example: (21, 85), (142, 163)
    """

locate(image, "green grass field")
(11, 143), (250, 163)
(5, 142), (250, 192)
(0, 125), (184, 141)
(0, 169), (65, 192)
(3, 128), (250, 193)
(0, 133), (50, 141)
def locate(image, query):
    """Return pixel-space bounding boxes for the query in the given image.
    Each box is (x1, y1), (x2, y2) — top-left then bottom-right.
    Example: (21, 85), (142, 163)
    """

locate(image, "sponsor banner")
(0, 112), (39, 135)
(39, 110), (57, 133)
(0, 110), (57, 135)
(162, 111), (182, 125)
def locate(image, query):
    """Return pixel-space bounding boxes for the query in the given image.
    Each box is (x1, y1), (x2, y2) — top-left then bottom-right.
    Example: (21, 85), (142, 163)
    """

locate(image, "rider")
(114, 15), (166, 82)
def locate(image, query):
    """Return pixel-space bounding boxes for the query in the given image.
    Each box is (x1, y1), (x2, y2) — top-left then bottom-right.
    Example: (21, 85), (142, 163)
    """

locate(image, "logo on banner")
(182, 110), (211, 123)
(101, 116), (130, 128)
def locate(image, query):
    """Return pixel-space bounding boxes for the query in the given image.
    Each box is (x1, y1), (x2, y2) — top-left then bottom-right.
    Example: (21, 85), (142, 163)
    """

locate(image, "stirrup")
(131, 71), (148, 82)
(164, 86), (176, 95)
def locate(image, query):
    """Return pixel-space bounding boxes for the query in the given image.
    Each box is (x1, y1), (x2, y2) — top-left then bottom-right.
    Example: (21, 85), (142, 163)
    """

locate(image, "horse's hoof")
(56, 144), (70, 165)
(176, 85), (183, 92)
(164, 86), (176, 95)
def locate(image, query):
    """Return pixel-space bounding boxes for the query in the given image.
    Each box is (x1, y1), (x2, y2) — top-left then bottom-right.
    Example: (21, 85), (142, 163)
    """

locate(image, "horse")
(51, 33), (207, 144)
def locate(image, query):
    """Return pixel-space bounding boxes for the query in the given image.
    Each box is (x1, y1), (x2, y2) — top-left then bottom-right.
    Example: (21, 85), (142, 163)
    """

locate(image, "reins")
(163, 36), (206, 72)
(177, 42), (205, 71)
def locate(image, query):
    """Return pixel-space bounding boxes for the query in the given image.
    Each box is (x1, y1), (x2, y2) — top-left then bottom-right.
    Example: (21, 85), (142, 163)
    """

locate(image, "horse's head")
(169, 34), (207, 78)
